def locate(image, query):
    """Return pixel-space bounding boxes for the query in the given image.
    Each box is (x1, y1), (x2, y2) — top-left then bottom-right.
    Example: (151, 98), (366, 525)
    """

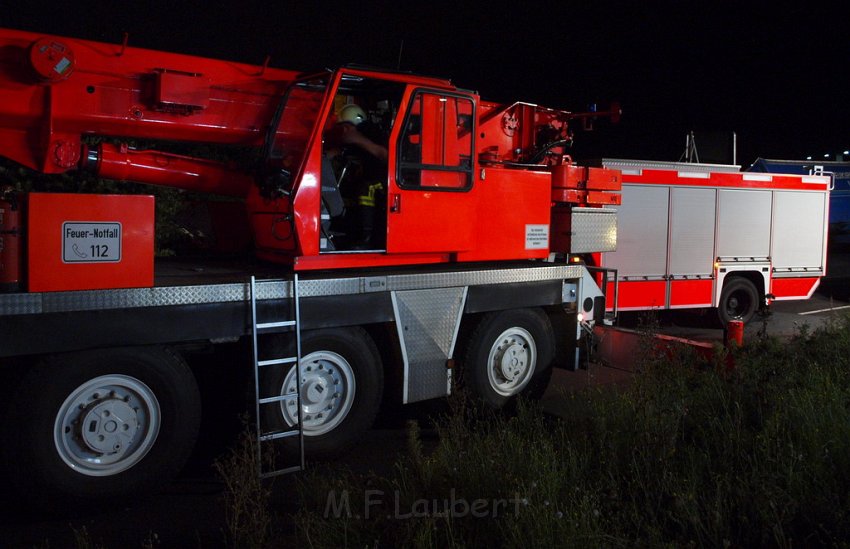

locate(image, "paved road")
(542, 277), (850, 409)
(654, 280), (850, 343)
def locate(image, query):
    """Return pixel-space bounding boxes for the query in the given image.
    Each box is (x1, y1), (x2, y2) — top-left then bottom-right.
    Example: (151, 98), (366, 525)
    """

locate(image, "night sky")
(3, 1), (848, 167)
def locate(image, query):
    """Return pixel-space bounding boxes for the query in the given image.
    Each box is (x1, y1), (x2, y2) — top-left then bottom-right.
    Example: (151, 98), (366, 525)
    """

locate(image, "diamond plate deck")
(1, 264), (583, 316)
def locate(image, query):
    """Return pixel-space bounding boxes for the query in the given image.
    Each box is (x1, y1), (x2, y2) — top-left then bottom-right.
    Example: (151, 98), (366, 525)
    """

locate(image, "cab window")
(398, 91), (474, 190)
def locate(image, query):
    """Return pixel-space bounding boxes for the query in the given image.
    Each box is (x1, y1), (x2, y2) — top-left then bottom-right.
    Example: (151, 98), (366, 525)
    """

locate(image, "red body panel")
(617, 167), (829, 192)
(293, 252), (451, 271)
(607, 280), (667, 310)
(453, 168), (552, 262)
(0, 198), (21, 289)
(27, 193), (154, 292)
(669, 279), (714, 308)
(605, 280), (714, 310)
(771, 277), (820, 300)
(385, 186), (477, 254)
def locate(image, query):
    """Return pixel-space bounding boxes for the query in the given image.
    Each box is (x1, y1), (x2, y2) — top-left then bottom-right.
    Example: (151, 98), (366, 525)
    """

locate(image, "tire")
(263, 327), (383, 458)
(1, 346), (201, 508)
(717, 277), (759, 325)
(463, 308), (555, 409)
(524, 365), (554, 401)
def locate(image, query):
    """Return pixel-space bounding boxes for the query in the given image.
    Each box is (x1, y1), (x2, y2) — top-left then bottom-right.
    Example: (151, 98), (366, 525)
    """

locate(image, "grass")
(212, 418), (276, 549)
(35, 315), (849, 548)
(292, 315), (850, 548)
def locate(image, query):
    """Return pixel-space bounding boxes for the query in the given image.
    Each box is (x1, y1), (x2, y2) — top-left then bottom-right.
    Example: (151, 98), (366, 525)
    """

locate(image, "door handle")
(390, 193), (401, 213)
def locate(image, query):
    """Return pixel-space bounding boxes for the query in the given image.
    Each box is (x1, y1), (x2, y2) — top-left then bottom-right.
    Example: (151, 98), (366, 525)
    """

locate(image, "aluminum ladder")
(250, 274), (304, 478)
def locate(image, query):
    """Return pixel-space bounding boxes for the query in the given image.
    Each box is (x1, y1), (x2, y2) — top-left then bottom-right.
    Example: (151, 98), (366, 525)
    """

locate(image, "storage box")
(27, 193), (154, 292)
(551, 206), (618, 254)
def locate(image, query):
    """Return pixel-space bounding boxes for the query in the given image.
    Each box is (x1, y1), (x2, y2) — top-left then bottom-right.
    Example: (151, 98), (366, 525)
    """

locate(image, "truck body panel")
(748, 157), (850, 247)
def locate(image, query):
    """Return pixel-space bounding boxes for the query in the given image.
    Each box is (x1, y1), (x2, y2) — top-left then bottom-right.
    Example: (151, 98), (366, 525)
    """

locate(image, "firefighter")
(329, 104), (388, 249)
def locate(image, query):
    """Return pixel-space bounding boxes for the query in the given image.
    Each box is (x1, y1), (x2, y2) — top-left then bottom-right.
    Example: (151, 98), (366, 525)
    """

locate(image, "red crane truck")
(0, 28), (621, 505)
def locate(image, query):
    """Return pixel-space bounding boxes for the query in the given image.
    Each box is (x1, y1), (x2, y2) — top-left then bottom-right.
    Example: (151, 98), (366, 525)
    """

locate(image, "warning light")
(29, 37), (76, 82)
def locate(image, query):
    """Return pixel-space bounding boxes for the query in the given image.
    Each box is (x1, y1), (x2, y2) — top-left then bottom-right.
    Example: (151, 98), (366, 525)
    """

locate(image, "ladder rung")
(257, 357), (297, 367)
(260, 465), (302, 478)
(256, 320), (296, 330)
(258, 393), (298, 405)
(260, 428), (301, 442)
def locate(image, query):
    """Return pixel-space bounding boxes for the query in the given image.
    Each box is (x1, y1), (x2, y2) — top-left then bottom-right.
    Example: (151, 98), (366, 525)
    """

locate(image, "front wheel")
(463, 308), (555, 409)
(717, 277), (759, 325)
(264, 327), (383, 458)
(1, 347), (201, 507)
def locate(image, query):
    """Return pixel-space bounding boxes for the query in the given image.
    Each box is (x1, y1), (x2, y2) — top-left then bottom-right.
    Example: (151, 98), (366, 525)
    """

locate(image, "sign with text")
(524, 224), (549, 250)
(62, 222), (122, 263)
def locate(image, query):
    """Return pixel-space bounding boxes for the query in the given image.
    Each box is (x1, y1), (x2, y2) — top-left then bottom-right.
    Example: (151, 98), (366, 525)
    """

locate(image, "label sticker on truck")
(525, 224), (549, 250)
(62, 222), (122, 263)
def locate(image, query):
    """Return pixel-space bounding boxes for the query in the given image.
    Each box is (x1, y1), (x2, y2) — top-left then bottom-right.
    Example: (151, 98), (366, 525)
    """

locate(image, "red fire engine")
(596, 159), (830, 324)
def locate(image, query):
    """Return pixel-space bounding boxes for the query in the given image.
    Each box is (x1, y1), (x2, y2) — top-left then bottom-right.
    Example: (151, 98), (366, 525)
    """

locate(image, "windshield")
(266, 76), (329, 184)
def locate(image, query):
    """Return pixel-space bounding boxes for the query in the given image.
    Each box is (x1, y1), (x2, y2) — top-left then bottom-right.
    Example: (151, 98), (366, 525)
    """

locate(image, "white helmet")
(339, 104), (367, 126)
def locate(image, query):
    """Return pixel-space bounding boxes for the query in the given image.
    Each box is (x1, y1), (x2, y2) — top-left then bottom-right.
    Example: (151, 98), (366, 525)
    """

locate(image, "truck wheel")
(718, 277), (759, 325)
(1, 346), (201, 507)
(264, 327), (383, 458)
(463, 308), (555, 409)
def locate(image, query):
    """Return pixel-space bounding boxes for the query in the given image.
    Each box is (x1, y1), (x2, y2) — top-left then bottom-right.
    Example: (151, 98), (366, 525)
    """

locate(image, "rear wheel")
(1, 346), (201, 507)
(463, 308), (555, 409)
(717, 277), (759, 325)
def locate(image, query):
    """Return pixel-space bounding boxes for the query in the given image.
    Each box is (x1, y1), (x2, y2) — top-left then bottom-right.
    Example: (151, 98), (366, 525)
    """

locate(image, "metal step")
(258, 392), (298, 405)
(257, 356), (297, 367)
(259, 429), (300, 442)
(257, 320), (296, 331)
(259, 465), (302, 479)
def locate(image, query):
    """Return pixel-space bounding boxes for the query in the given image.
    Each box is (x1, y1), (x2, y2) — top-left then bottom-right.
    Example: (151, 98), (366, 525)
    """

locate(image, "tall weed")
(294, 316), (850, 547)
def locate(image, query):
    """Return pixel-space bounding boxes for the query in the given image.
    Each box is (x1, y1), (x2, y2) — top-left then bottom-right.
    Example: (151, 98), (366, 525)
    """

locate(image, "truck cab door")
(387, 90), (476, 254)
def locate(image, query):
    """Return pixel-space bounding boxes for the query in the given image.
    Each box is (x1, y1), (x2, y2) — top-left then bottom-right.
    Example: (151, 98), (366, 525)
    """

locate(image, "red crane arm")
(0, 27), (297, 194)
